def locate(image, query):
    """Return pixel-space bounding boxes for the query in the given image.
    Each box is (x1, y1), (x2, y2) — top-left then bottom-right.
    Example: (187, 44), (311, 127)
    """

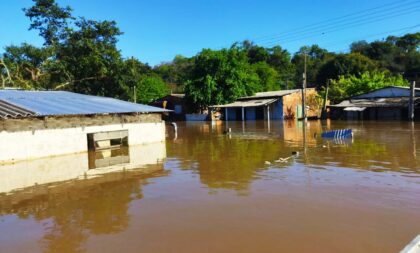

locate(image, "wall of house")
(270, 100), (283, 119)
(0, 142), (166, 193)
(245, 107), (256, 120)
(0, 114), (165, 163)
(282, 89), (322, 119)
(226, 108), (238, 120)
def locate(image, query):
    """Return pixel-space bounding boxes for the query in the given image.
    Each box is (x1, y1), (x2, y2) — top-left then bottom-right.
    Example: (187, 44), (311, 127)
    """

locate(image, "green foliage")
(316, 53), (379, 86)
(135, 75), (169, 104)
(1, 0), (417, 110)
(252, 62), (279, 91)
(292, 45), (334, 87)
(327, 71), (409, 103)
(24, 0), (73, 46)
(184, 47), (259, 112)
(154, 55), (193, 92)
(351, 33), (420, 81)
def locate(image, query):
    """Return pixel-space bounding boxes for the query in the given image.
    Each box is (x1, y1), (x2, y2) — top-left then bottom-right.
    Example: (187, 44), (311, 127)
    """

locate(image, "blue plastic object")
(321, 129), (353, 139)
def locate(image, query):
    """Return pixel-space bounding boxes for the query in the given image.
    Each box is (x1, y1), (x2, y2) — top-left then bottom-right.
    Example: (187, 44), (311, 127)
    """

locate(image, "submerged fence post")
(409, 81), (416, 121)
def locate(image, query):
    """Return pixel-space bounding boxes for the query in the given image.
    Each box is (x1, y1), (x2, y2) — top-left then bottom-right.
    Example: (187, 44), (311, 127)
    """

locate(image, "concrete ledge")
(401, 235), (420, 253)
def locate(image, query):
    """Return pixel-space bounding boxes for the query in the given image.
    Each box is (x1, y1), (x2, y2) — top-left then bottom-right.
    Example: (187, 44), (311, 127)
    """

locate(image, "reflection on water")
(0, 142), (166, 194)
(1, 121), (420, 253)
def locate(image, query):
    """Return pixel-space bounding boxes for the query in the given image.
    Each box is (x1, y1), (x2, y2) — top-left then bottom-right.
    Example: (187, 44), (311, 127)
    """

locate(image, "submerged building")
(0, 90), (168, 164)
(211, 88), (323, 121)
(329, 86), (420, 120)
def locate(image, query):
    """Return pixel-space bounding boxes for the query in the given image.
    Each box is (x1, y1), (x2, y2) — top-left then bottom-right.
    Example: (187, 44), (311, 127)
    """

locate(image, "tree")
(316, 53), (379, 86)
(184, 47), (259, 112)
(292, 45), (334, 87)
(154, 55), (193, 92)
(266, 46), (295, 87)
(135, 75), (169, 104)
(327, 71), (408, 103)
(2, 43), (54, 89)
(351, 33), (420, 82)
(24, 0), (73, 46)
(252, 62), (279, 91)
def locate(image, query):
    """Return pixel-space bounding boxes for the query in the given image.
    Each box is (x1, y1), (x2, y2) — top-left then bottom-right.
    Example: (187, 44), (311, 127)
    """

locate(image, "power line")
(261, 6), (420, 47)
(253, 0), (419, 43)
(322, 24), (420, 53)
(261, 8), (420, 47)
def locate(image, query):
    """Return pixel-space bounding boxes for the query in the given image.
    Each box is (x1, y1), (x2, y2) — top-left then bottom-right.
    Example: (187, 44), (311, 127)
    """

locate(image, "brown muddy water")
(0, 120), (419, 253)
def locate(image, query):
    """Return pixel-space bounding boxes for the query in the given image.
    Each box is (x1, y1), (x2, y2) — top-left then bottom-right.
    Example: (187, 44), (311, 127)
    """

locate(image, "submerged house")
(151, 93), (187, 120)
(0, 90), (168, 165)
(329, 86), (420, 120)
(210, 88), (323, 121)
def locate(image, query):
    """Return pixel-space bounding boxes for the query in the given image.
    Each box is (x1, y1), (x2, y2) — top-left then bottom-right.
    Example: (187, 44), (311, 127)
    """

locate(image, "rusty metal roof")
(0, 90), (169, 119)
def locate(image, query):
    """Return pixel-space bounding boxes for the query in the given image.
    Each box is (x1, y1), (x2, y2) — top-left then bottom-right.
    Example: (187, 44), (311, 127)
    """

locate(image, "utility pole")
(133, 86), (137, 103)
(301, 52), (307, 120)
(321, 79), (330, 119)
(409, 80), (416, 121)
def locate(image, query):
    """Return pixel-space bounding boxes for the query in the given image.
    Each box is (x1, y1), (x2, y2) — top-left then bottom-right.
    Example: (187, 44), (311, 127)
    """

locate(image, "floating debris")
(321, 129), (353, 139)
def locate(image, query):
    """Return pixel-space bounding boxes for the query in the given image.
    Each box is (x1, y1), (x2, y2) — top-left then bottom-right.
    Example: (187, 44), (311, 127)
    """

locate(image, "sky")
(0, 0), (419, 66)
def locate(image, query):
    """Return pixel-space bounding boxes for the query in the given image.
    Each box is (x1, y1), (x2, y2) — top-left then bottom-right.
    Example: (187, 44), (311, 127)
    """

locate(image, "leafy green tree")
(1, 43), (57, 89)
(24, 0), (73, 46)
(154, 55), (193, 93)
(184, 47), (259, 112)
(327, 71), (408, 103)
(316, 53), (379, 86)
(351, 33), (420, 81)
(247, 45), (269, 64)
(292, 45), (334, 87)
(266, 46), (295, 87)
(135, 74), (169, 104)
(252, 62), (279, 91)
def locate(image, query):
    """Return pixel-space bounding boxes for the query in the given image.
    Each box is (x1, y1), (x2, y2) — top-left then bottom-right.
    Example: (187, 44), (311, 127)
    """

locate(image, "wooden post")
(409, 81), (416, 121)
(323, 79), (329, 111)
(302, 53), (307, 120)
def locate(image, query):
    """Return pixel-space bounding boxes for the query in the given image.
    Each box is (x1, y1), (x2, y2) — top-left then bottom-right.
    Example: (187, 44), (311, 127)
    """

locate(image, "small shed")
(210, 88), (323, 121)
(151, 93), (186, 120)
(0, 90), (169, 165)
(329, 86), (420, 120)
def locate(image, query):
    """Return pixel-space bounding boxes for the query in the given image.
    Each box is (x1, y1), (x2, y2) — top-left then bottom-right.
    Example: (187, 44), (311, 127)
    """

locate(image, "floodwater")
(1, 120), (420, 253)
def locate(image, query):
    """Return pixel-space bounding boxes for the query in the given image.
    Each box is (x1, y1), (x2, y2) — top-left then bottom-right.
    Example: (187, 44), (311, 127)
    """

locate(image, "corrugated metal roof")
(210, 98), (278, 108)
(0, 100), (36, 119)
(0, 90), (169, 119)
(329, 97), (420, 108)
(238, 89), (302, 100)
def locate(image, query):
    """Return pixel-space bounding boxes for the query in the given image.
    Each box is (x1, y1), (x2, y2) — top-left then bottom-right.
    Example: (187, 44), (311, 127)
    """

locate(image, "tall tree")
(292, 45), (334, 87)
(316, 53), (379, 86)
(184, 47), (259, 112)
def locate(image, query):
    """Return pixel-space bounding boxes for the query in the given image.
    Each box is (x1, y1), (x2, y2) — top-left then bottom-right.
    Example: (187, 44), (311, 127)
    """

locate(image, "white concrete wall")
(0, 121), (166, 163)
(0, 141), (166, 193)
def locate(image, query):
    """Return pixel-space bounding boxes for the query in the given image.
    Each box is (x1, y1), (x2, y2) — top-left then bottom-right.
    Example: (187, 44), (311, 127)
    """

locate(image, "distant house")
(329, 86), (420, 120)
(210, 88), (324, 121)
(0, 90), (169, 165)
(151, 93), (187, 120)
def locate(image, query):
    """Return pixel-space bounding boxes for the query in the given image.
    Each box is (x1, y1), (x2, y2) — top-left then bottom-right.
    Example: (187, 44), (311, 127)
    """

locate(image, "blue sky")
(1, 0), (419, 66)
